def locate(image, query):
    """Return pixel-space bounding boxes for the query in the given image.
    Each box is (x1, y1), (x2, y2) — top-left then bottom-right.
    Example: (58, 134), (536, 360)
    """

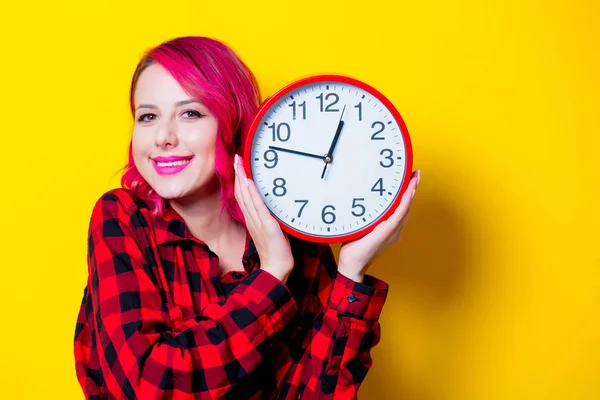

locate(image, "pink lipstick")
(152, 155), (194, 175)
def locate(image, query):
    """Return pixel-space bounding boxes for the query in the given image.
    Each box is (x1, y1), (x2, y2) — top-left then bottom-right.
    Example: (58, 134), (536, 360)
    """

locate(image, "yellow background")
(0, 0), (598, 398)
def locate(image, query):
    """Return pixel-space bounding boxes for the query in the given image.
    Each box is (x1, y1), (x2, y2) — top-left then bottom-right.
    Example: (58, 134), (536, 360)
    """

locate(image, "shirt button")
(232, 272), (243, 280)
(347, 294), (357, 303)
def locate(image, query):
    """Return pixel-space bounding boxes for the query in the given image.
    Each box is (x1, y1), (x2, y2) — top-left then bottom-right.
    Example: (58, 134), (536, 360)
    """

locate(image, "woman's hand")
(234, 154), (294, 284)
(337, 170), (420, 283)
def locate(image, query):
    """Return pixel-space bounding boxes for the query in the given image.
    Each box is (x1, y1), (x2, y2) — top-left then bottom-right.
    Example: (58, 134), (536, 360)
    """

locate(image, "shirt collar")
(154, 202), (258, 260)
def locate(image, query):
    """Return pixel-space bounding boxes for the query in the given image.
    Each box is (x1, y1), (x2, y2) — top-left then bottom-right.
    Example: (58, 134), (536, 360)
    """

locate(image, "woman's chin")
(152, 183), (191, 201)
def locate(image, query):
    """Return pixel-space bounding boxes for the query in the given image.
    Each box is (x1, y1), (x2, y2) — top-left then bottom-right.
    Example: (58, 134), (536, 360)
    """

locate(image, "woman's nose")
(155, 118), (178, 148)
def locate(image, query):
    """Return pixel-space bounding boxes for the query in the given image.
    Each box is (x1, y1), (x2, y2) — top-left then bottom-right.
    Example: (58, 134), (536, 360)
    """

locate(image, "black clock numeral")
(263, 149), (278, 169)
(273, 178), (287, 197)
(321, 205), (336, 224)
(371, 178), (385, 196)
(351, 198), (366, 217)
(289, 101), (306, 120)
(380, 149), (394, 168)
(316, 93), (340, 112)
(269, 122), (291, 142)
(354, 102), (362, 121)
(295, 200), (309, 217)
(371, 121), (385, 140)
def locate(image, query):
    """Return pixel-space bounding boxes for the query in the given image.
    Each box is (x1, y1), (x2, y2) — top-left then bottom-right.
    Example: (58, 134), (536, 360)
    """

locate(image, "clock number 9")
(321, 205), (336, 224)
(269, 122), (291, 142)
(371, 121), (385, 140)
(316, 93), (340, 112)
(263, 150), (278, 169)
(273, 178), (287, 197)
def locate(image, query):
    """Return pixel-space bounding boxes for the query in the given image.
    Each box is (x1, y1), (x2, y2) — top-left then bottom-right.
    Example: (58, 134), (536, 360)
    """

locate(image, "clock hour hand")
(321, 105), (346, 179)
(269, 146), (326, 161)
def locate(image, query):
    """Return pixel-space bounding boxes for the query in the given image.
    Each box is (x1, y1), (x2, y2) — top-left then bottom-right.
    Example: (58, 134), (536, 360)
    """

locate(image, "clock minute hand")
(321, 105), (346, 179)
(269, 146), (326, 160)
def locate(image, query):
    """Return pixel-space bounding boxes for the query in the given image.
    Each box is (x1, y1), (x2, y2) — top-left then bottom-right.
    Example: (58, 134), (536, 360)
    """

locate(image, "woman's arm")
(297, 170), (419, 399)
(86, 192), (297, 399)
(298, 243), (388, 399)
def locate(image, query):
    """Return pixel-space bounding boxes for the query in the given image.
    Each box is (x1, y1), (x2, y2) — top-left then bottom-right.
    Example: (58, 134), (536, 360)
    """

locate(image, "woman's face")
(132, 63), (219, 201)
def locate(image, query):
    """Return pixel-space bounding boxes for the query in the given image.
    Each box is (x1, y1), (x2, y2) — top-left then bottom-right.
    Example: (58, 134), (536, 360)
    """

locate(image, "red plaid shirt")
(74, 188), (389, 399)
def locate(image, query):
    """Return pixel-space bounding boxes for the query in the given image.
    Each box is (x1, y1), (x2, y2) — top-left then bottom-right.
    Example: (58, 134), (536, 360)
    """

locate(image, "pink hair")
(121, 36), (261, 223)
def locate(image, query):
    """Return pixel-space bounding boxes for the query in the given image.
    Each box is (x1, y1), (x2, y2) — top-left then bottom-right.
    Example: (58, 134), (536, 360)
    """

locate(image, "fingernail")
(416, 170), (421, 186)
(411, 189), (416, 199)
(233, 156), (238, 173)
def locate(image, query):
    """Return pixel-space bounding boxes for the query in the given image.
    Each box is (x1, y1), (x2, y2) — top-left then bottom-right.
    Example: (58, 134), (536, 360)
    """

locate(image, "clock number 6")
(321, 205), (336, 224)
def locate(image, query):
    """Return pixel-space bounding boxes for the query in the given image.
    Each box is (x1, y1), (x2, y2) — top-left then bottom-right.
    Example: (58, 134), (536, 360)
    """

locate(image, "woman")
(74, 36), (420, 399)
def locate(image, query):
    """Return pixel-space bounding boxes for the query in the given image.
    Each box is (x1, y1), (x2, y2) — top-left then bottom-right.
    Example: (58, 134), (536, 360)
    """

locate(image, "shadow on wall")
(333, 185), (472, 400)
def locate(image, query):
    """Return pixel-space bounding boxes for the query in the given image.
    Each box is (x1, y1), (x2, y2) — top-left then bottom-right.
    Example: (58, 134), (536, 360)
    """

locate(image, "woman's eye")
(182, 110), (204, 119)
(137, 113), (157, 123)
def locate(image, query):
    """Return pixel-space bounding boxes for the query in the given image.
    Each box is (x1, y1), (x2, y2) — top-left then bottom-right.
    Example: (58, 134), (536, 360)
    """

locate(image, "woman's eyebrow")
(135, 100), (199, 111)
(175, 100), (200, 107)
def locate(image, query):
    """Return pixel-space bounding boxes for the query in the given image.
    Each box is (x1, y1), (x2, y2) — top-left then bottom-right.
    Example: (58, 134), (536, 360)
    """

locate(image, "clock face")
(244, 75), (412, 243)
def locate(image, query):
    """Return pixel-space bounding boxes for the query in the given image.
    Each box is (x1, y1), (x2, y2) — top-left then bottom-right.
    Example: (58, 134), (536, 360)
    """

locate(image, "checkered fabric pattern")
(74, 188), (388, 399)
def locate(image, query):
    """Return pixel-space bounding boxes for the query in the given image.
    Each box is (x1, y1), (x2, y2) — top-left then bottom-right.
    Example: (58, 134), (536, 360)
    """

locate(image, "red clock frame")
(243, 74), (413, 244)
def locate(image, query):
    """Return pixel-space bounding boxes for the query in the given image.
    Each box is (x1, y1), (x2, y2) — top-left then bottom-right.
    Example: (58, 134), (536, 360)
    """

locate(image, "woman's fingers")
(238, 157), (281, 232)
(246, 177), (277, 228)
(377, 171), (420, 240)
(234, 155), (260, 226)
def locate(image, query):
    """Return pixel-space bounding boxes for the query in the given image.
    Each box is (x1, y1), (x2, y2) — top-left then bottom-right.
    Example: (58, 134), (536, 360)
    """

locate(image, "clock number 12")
(316, 93), (340, 112)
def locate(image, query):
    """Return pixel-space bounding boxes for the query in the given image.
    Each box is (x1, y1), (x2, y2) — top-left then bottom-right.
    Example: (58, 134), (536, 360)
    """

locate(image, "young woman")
(74, 36), (420, 399)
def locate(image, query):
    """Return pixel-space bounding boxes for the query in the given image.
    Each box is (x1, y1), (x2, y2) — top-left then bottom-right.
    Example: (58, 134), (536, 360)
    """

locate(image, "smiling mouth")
(154, 159), (192, 167)
(151, 157), (194, 175)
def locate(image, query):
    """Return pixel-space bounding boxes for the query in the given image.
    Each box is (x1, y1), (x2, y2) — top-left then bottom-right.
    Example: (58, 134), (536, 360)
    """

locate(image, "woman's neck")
(168, 188), (241, 245)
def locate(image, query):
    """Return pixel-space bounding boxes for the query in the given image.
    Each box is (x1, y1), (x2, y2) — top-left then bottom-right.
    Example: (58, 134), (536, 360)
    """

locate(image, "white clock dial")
(249, 80), (409, 241)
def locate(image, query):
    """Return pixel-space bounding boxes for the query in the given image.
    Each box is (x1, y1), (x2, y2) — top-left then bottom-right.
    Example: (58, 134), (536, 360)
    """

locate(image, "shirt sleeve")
(87, 192), (297, 399)
(300, 242), (389, 399)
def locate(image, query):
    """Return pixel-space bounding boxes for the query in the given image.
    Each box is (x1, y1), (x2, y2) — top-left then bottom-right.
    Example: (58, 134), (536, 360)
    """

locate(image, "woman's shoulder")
(89, 188), (153, 231)
(94, 188), (150, 210)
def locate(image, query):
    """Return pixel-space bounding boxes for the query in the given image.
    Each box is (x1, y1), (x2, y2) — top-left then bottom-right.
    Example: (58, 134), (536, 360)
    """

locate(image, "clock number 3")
(380, 149), (394, 168)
